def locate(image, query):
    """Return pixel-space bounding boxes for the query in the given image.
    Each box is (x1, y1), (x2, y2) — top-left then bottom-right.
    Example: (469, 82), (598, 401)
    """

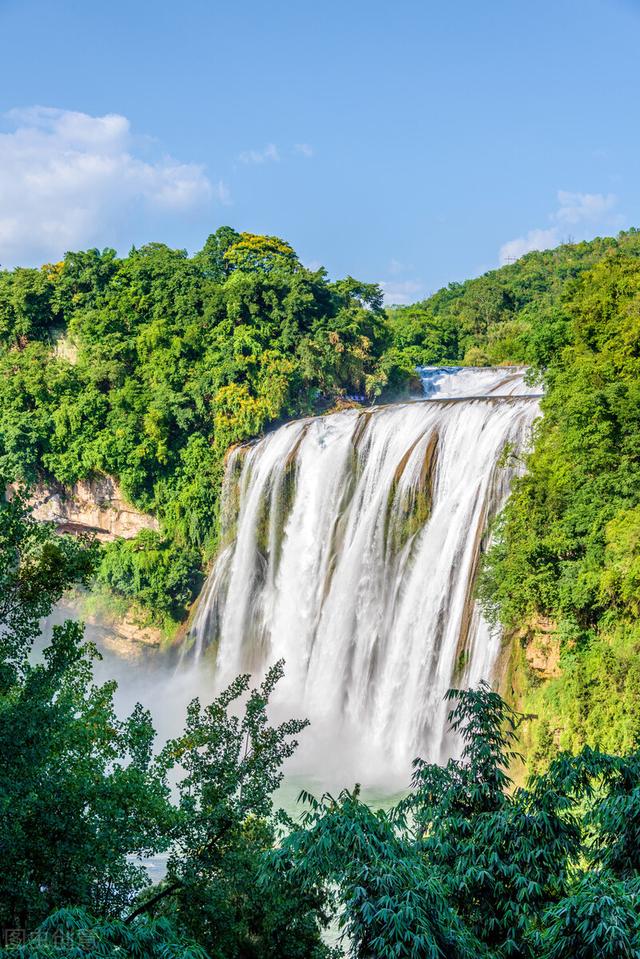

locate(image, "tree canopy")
(276, 683), (640, 959)
(0, 492), (329, 958)
(0, 229), (393, 628)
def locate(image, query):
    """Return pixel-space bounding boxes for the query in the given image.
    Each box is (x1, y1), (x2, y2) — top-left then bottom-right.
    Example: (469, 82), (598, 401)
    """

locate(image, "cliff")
(17, 475), (159, 541)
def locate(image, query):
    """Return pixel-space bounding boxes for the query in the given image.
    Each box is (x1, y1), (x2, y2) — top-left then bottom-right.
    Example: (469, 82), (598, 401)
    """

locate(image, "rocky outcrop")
(495, 616), (561, 707)
(17, 475), (159, 541)
(502, 616), (560, 681)
(523, 618), (561, 680)
(82, 608), (163, 651)
(53, 598), (164, 660)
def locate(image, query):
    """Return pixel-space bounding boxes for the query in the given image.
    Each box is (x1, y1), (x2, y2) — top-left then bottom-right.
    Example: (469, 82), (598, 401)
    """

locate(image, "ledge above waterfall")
(417, 365), (542, 399)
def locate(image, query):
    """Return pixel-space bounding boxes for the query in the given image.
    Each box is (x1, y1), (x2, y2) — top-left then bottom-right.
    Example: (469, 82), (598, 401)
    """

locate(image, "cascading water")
(417, 365), (540, 398)
(190, 367), (541, 786)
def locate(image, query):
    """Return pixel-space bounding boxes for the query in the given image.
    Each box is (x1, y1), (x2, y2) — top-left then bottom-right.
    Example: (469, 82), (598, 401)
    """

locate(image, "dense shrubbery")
(98, 531), (201, 623)
(0, 231), (393, 625)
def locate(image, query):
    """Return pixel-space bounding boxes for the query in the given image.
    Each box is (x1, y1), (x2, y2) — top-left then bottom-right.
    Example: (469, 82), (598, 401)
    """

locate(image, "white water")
(418, 365), (541, 398)
(191, 368), (540, 788)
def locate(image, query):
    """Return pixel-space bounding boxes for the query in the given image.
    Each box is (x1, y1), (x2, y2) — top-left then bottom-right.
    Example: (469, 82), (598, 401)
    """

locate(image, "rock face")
(521, 617), (561, 680)
(19, 476), (159, 541)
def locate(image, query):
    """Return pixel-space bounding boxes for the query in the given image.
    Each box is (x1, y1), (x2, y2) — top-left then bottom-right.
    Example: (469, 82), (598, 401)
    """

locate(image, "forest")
(1, 227), (640, 955)
(0, 229), (393, 627)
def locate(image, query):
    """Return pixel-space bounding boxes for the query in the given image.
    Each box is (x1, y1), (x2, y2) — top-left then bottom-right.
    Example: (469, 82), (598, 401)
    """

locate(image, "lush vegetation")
(386, 229), (640, 369)
(2, 223), (640, 770)
(3, 497), (640, 958)
(0, 493), (329, 957)
(4, 224), (638, 633)
(388, 228), (640, 768)
(0, 230), (393, 628)
(280, 683), (640, 959)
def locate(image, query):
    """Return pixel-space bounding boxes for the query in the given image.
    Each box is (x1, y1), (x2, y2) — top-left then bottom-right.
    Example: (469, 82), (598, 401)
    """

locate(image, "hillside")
(391, 228), (640, 761)
(0, 230), (391, 628)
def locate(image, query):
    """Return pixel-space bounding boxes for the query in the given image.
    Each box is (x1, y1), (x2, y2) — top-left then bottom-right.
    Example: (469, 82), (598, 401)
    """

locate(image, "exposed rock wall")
(495, 617), (561, 712)
(522, 617), (561, 680)
(16, 475), (159, 541)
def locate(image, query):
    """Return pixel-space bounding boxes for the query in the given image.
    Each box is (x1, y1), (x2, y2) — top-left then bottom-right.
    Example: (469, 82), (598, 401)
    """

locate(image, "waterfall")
(190, 368), (541, 786)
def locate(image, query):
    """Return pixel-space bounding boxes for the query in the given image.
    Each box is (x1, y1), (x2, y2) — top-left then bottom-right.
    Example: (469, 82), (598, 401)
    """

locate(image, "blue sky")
(1, 0), (639, 302)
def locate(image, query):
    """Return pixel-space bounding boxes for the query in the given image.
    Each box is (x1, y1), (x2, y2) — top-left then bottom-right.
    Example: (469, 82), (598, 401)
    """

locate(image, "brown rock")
(11, 475), (159, 541)
(522, 617), (561, 680)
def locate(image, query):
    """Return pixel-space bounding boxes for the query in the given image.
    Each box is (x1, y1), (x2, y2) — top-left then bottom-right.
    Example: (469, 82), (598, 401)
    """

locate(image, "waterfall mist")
(41, 606), (216, 752)
(190, 368), (541, 789)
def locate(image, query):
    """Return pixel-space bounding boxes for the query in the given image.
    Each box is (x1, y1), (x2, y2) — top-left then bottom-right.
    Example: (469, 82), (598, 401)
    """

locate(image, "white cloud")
(499, 227), (561, 264)
(379, 258), (422, 305)
(238, 142), (315, 164)
(554, 190), (618, 225)
(215, 179), (233, 206)
(499, 190), (624, 265)
(388, 258), (412, 276)
(379, 279), (424, 306)
(294, 143), (314, 158)
(0, 106), (220, 267)
(238, 143), (280, 165)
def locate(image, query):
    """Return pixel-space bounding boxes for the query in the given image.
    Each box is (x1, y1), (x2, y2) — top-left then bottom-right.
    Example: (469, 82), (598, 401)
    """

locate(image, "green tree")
(0, 490), (173, 929)
(0, 492), (330, 958)
(279, 683), (640, 959)
(194, 226), (241, 280)
(122, 660), (332, 958)
(0, 266), (59, 345)
(223, 233), (300, 274)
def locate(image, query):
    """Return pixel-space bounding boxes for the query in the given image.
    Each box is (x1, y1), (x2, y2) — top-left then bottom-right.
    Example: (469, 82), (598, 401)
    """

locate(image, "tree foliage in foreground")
(0, 492), (330, 958)
(2, 909), (208, 959)
(278, 683), (640, 959)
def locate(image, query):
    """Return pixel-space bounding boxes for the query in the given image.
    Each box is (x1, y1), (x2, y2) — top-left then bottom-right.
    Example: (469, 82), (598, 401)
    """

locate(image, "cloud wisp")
(379, 278), (425, 306)
(499, 190), (625, 265)
(238, 143), (280, 165)
(238, 142), (315, 165)
(378, 256), (424, 306)
(0, 106), (221, 267)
